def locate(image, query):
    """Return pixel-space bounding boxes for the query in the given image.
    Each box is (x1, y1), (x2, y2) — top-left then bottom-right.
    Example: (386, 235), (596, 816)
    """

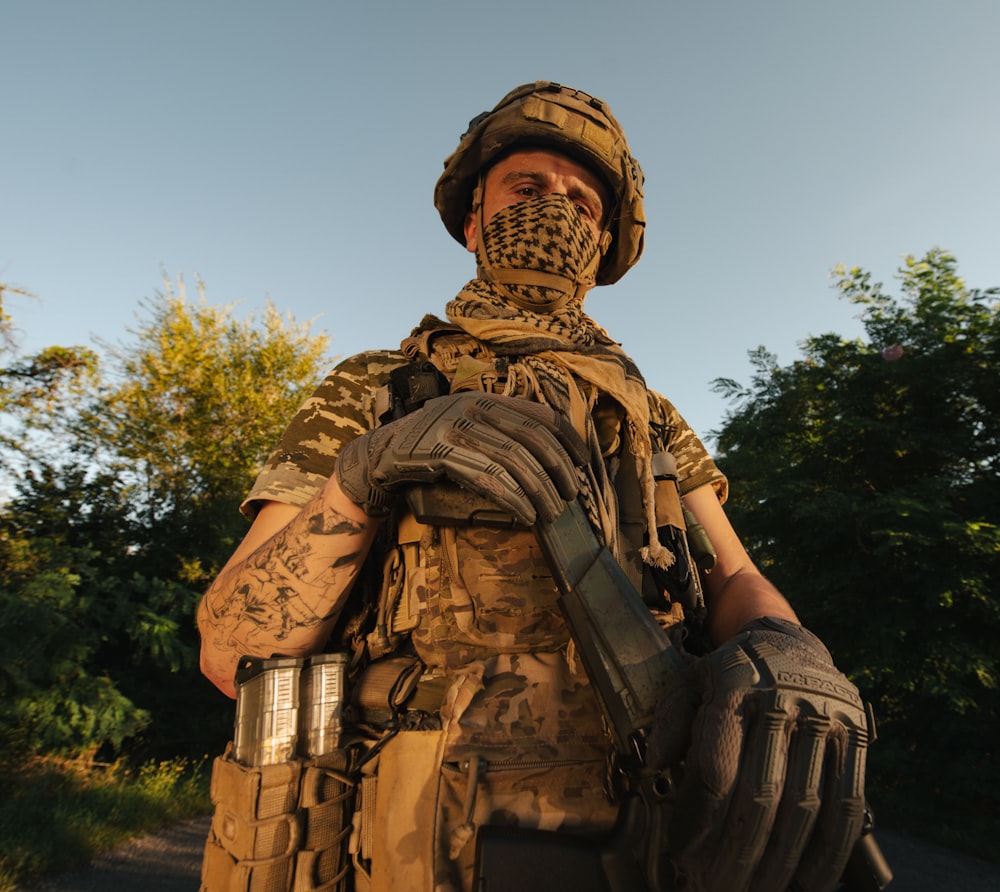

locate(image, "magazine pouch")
(200, 744), (355, 892)
(293, 749), (355, 891)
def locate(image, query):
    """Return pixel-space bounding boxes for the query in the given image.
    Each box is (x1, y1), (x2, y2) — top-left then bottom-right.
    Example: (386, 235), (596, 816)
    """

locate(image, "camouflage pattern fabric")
(436, 751), (617, 891)
(242, 350), (408, 519)
(240, 340), (726, 890)
(200, 745), (355, 892)
(369, 729), (616, 892)
(647, 388), (728, 501)
(405, 523), (567, 666)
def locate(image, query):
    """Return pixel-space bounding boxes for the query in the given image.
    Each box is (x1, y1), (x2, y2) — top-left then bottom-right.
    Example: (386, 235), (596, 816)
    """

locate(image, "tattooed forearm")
(199, 498), (377, 669)
(232, 519), (362, 627)
(231, 582), (325, 639)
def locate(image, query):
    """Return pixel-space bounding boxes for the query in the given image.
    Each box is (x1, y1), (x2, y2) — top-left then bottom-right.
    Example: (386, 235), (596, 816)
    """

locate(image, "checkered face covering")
(477, 193), (603, 313)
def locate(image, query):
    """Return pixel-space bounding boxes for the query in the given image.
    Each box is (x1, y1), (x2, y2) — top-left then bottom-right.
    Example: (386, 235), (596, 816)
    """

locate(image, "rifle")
(407, 489), (893, 891)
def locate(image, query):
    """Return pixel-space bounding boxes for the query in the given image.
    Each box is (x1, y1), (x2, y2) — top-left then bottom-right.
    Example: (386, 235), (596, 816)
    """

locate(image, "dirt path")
(14, 817), (211, 892)
(14, 816), (1000, 891)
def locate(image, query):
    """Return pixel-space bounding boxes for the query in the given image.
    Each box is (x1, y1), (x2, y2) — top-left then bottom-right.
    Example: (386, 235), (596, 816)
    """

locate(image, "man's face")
(462, 148), (610, 252)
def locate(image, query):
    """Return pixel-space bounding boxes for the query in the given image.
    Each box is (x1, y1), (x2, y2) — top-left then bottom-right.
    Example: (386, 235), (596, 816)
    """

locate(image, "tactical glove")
(334, 392), (587, 526)
(648, 616), (870, 892)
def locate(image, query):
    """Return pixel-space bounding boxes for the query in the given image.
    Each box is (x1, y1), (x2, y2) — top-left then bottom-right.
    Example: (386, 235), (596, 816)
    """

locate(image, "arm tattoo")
(208, 502), (371, 649)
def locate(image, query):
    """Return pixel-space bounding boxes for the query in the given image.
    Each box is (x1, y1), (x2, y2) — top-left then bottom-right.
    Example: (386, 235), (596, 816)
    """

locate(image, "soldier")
(198, 82), (871, 891)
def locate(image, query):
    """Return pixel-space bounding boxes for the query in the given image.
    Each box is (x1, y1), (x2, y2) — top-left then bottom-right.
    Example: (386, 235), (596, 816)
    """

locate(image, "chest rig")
(345, 328), (712, 692)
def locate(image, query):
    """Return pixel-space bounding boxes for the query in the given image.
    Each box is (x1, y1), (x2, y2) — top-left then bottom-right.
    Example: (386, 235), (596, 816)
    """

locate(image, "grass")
(0, 755), (211, 892)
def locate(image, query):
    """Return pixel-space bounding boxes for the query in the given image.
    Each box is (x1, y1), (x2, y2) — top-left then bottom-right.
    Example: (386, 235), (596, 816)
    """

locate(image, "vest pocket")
(445, 526), (565, 643)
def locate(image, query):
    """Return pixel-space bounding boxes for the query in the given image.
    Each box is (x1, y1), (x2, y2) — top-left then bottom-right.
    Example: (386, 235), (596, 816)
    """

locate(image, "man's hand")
(648, 616), (870, 892)
(335, 392), (587, 526)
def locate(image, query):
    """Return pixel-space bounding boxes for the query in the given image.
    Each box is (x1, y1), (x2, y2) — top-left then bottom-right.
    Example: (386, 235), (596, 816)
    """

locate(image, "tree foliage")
(0, 283), (98, 456)
(713, 249), (999, 827)
(0, 279), (331, 761)
(0, 463), (150, 756)
(85, 278), (329, 517)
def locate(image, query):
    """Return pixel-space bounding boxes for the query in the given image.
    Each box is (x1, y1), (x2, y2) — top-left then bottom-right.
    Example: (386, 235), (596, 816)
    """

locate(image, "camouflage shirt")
(244, 346), (727, 740)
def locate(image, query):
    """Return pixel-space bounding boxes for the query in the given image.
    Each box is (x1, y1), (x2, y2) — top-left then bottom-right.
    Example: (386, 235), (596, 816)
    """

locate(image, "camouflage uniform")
(241, 344), (727, 891)
(204, 80), (875, 892)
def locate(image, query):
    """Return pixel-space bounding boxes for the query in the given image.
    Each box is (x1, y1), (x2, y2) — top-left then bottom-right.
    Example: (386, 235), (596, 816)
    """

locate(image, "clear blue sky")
(3, 0), (998, 441)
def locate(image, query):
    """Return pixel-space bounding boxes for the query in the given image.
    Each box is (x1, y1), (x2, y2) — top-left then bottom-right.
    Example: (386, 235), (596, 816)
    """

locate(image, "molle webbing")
(369, 334), (698, 639)
(200, 745), (355, 892)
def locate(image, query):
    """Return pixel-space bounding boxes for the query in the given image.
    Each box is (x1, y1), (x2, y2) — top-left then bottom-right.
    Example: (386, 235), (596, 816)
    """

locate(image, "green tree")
(75, 278), (331, 585)
(0, 283), (98, 457)
(85, 278), (328, 519)
(713, 249), (999, 837)
(0, 278), (332, 760)
(0, 463), (149, 758)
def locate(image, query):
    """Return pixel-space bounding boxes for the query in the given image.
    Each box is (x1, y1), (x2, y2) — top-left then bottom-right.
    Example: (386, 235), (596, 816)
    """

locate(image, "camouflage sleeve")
(649, 389), (729, 504)
(240, 350), (410, 519)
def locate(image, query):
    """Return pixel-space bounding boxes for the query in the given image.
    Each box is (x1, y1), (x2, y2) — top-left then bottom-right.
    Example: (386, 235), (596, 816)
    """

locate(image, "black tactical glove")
(647, 616), (870, 892)
(334, 392), (587, 526)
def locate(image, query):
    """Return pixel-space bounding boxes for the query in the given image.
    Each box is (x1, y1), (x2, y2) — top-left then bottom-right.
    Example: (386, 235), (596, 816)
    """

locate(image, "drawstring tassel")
(638, 454), (676, 571)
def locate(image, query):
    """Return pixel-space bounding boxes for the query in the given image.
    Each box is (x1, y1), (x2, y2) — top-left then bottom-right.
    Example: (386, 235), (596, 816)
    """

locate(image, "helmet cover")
(434, 81), (645, 285)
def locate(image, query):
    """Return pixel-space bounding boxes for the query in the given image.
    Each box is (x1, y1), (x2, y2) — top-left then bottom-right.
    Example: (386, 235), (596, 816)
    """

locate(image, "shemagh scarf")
(406, 192), (673, 570)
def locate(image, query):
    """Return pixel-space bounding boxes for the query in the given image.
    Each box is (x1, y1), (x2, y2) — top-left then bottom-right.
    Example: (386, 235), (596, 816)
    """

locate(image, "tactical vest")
(360, 326), (707, 651)
(337, 328), (709, 891)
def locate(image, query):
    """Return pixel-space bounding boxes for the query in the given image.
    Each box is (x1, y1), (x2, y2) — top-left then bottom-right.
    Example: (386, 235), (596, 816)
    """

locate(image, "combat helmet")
(434, 81), (645, 285)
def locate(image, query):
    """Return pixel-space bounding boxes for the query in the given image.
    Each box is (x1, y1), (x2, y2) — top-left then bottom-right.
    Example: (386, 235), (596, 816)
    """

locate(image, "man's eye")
(517, 187), (538, 197)
(575, 202), (595, 219)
